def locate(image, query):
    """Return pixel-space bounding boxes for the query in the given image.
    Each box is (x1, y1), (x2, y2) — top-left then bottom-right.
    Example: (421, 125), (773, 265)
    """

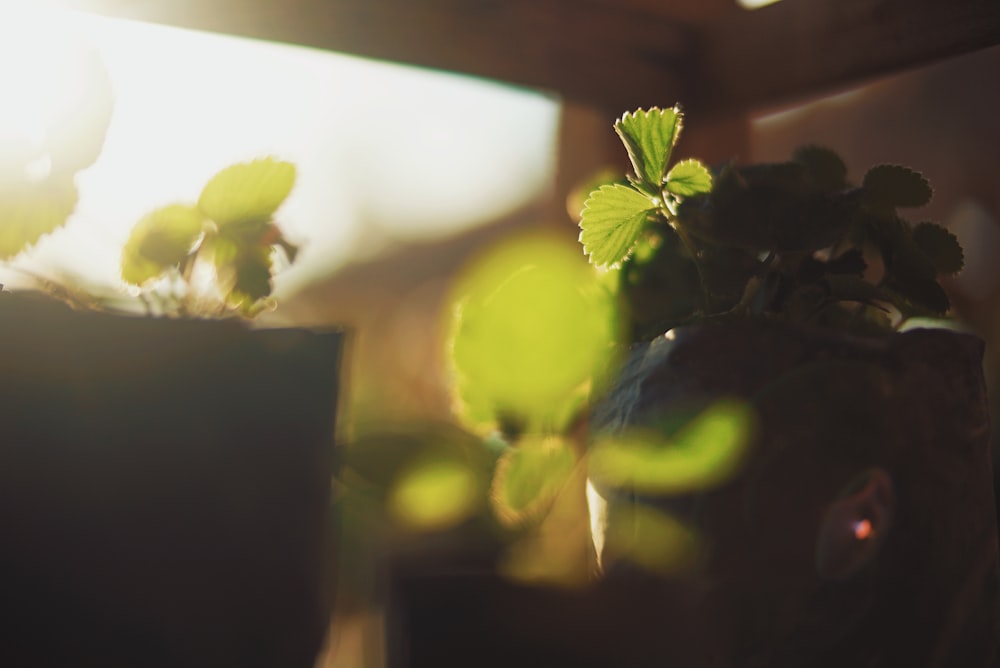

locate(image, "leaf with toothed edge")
(614, 106), (683, 189)
(912, 222), (964, 275)
(665, 159), (713, 197)
(863, 165), (932, 210)
(579, 184), (657, 268)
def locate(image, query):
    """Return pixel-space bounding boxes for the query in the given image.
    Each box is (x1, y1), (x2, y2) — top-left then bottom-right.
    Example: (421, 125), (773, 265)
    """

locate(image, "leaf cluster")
(579, 107), (963, 341)
(121, 158), (298, 317)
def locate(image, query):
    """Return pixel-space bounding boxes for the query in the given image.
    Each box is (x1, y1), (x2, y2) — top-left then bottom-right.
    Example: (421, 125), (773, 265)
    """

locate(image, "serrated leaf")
(121, 204), (204, 285)
(614, 106), (682, 188)
(793, 145), (848, 192)
(226, 247), (274, 308)
(490, 437), (576, 527)
(863, 164), (932, 209)
(198, 158), (296, 226)
(579, 184), (657, 268)
(0, 182), (77, 260)
(664, 159), (713, 197)
(912, 222), (964, 275)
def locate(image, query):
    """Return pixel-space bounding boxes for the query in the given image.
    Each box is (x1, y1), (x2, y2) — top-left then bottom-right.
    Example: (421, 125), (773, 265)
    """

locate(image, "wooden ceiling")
(65, 0), (1000, 115)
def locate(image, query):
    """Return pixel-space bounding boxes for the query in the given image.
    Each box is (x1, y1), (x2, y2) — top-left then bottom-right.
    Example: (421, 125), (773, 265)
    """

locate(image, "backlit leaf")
(614, 106), (682, 188)
(121, 204), (204, 285)
(0, 182), (77, 260)
(490, 436), (576, 527)
(449, 235), (619, 432)
(604, 506), (699, 576)
(198, 158), (296, 226)
(389, 459), (480, 531)
(579, 184), (657, 268)
(863, 164), (932, 210)
(589, 400), (754, 495)
(664, 158), (713, 197)
(227, 247), (273, 308)
(912, 222), (964, 275)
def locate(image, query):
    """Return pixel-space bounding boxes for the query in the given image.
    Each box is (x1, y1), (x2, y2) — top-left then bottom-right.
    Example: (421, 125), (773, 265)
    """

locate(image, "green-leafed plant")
(432, 104), (968, 583)
(0, 155), (299, 318)
(579, 105), (964, 341)
(121, 157), (299, 317)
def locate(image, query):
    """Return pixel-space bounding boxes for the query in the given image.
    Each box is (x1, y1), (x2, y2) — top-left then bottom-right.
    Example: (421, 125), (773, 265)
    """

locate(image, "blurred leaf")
(388, 459), (481, 531)
(664, 158), (713, 197)
(229, 246), (273, 305)
(198, 158), (296, 226)
(793, 145), (848, 192)
(614, 106), (682, 188)
(579, 184), (656, 268)
(449, 235), (619, 432)
(0, 182), (77, 260)
(912, 222), (964, 275)
(121, 204), (204, 285)
(863, 164), (932, 210)
(589, 400), (754, 495)
(490, 436), (576, 527)
(604, 506), (699, 576)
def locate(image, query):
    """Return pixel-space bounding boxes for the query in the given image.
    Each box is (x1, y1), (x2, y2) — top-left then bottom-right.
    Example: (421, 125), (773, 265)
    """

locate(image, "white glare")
(737, 0), (786, 8)
(0, 10), (559, 294)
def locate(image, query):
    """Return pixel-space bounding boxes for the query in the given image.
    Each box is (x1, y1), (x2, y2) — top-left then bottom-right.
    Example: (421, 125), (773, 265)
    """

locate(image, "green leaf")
(121, 204), (204, 285)
(589, 400), (754, 495)
(490, 436), (576, 527)
(614, 106), (682, 188)
(863, 164), (932, 210)
(0, 182), (77, 260)
(449, 236), (619, 433)
(231, 247), (274, 303)
(912, 222), (964, 275)
(664, 158), (713, 197)
(198, 158), (296, 226)
(579, 184), (657, 268)
(389, 459), (481, 531)
(793, 145), (848, 192)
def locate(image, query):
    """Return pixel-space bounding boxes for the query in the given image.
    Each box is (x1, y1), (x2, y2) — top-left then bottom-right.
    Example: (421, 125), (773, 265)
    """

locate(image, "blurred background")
(1, 1), (997, 666)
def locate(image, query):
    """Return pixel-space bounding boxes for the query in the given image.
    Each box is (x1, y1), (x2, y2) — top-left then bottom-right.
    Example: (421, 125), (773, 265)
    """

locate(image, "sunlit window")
(0, 8), (560, 295)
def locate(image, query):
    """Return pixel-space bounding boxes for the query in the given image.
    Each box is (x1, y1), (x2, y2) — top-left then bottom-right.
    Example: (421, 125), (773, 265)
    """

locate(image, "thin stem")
(661, 192), (711, 313)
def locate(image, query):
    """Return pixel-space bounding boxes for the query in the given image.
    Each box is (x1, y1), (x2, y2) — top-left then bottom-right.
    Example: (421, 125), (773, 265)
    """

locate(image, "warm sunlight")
(0, 7), (559, 295)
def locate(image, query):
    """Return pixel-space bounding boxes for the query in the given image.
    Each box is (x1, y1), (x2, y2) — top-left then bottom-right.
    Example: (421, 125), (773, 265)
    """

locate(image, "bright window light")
(0, 9), (560, 296)
(737, 0), (786, 9)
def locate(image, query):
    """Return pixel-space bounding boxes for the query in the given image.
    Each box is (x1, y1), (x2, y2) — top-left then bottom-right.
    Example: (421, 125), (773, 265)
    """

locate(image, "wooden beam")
(698, 0), (1000, 115)
(64, 0), (697, 113)
(64, 0), (1000, 116)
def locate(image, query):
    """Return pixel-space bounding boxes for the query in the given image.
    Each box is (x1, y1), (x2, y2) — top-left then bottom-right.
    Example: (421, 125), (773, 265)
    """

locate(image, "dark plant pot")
(0, 294), (344, 667)
(591, 319), (1000, 667)
(389, 319), (999, 667)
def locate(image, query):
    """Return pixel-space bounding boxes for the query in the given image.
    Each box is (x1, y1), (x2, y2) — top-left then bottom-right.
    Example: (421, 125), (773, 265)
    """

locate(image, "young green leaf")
(614, 106), (682, 188)
(198, 158), (296, 226)
(0, 183), (77, 260)
(912, 222), (964, 275)
(490, 436), (576, 527)
(230, 246), (274, 304)
(863, 165), (932, 209)
(664, 158), (713, 197)
(121, 204), (204, 285)
(579, 184), (657, 268)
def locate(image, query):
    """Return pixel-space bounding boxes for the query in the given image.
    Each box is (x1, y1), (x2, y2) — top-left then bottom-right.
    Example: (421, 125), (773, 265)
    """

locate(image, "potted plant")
(0, 152), (345, 666)
(383, 106), (999, 666)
